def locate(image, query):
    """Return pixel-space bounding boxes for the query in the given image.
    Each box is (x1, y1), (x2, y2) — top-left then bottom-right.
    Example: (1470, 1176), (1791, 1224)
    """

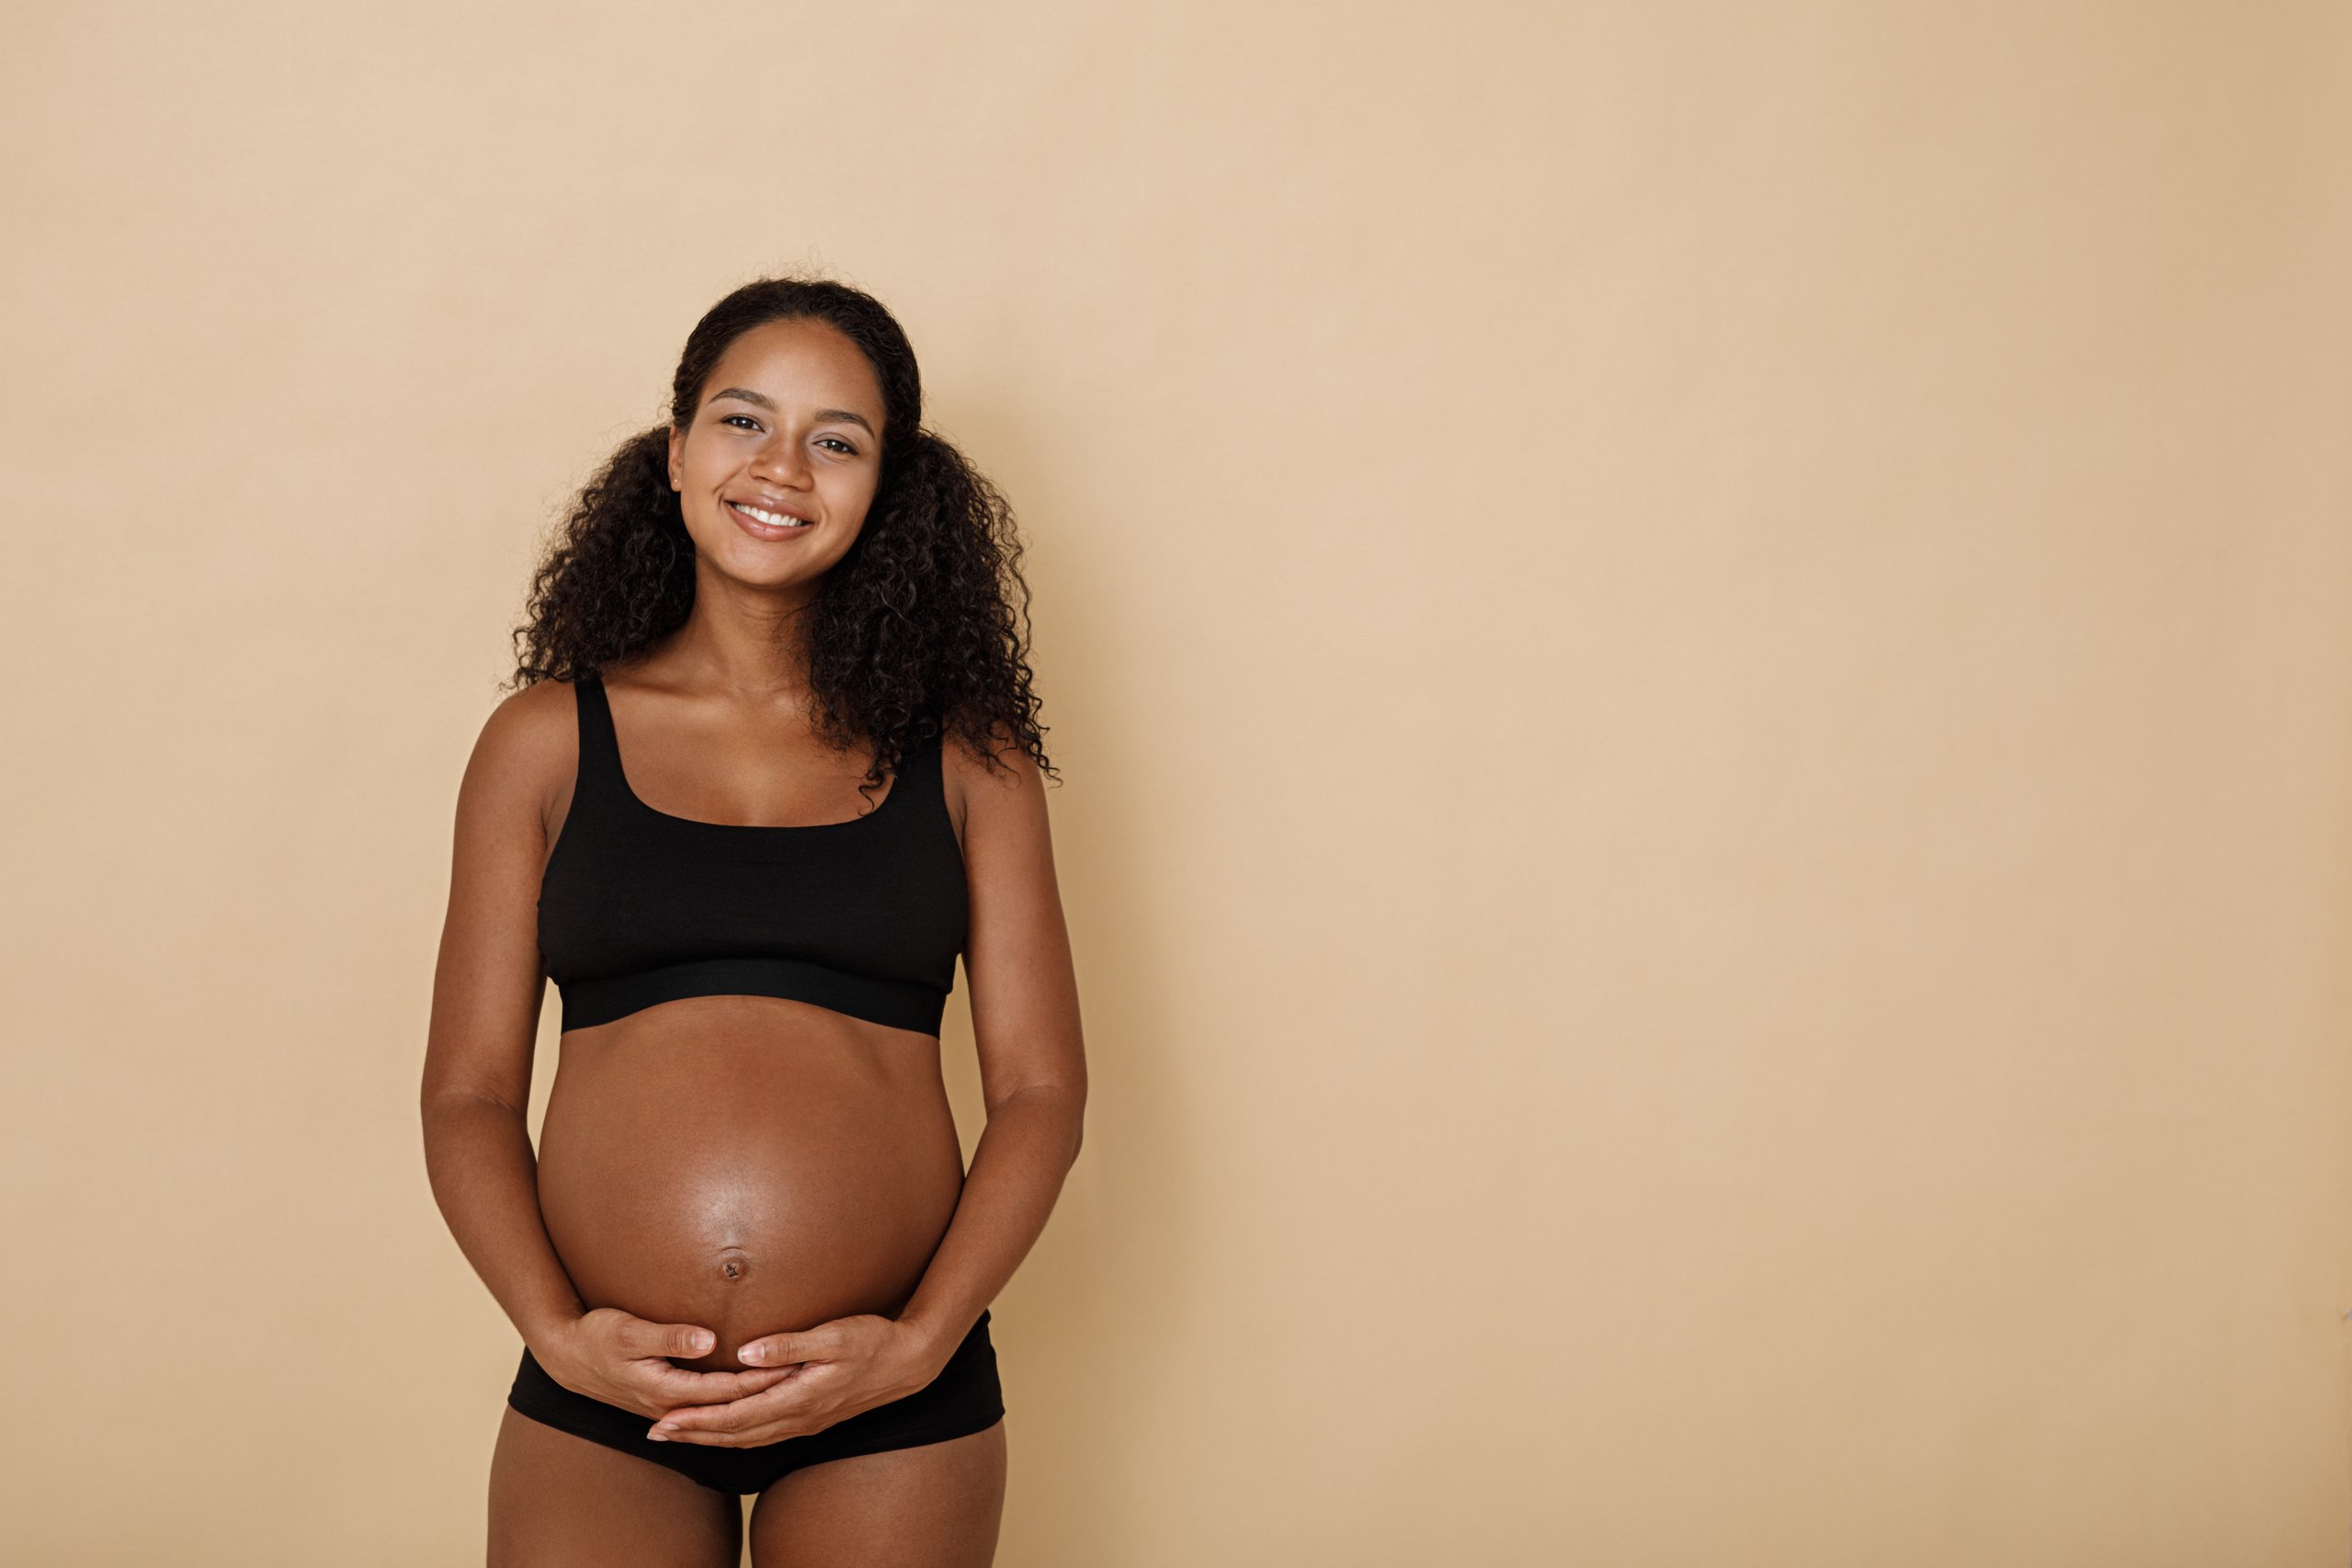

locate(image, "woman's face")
(667, 317), (889, 596)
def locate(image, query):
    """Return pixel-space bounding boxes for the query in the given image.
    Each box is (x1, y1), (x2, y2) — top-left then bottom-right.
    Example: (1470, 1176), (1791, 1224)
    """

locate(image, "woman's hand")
(642, 1313), (948, 1448)
(534, 1307), (796, 1421)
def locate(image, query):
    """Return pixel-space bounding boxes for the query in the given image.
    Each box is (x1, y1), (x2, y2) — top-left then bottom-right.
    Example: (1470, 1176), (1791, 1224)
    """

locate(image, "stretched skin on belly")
(533, 995), (969, 1374)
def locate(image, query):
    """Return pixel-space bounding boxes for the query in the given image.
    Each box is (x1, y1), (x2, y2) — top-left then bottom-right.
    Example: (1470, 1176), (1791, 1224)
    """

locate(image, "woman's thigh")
(487, 1405), (742, 1568)
(748, 1418), (1007, 1568)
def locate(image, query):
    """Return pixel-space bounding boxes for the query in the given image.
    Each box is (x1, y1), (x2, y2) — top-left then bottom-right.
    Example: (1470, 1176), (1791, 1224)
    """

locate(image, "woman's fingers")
(638, 1362), (795, 1403)
(658, 1314), (932, 1442)
(736, 1330), (810, 1367)
(619, 1317), (717, 1359)
(648, 1377), (824, 1446)
(739, 1318), (852, 1367)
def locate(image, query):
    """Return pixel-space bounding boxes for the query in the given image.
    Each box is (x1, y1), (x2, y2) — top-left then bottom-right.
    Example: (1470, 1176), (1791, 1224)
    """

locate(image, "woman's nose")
(752, 439), (810, 485)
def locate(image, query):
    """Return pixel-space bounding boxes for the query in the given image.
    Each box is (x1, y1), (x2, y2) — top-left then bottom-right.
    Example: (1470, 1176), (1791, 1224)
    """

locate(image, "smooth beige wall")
(6, 3), (2349, 1563)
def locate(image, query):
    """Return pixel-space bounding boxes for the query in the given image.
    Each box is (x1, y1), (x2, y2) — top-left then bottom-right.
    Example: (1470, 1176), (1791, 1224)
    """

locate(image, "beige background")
(5, 3), (2350, 1563)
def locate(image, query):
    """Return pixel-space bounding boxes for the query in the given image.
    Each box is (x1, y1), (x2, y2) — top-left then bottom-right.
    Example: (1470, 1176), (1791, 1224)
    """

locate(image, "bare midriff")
(534, 992), (965, 1374)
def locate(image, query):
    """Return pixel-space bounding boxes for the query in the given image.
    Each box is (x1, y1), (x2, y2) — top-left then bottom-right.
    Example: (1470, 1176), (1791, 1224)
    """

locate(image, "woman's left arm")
(882, 724), (1089, 1358)
(645, 729), (1086, 1447)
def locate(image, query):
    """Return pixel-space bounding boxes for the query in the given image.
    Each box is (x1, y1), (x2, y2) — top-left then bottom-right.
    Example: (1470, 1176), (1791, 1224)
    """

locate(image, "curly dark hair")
(505, 273), (1053, 790)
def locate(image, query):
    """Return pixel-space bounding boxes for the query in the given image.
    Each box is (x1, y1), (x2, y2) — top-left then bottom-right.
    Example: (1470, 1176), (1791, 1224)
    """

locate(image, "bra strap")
(898, 728), (951, 830)
(571, 672), (625, 801)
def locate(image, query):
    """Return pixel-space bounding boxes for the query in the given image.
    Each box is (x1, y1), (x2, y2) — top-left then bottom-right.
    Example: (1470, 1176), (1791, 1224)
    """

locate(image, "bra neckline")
(589, 672), (918, 835)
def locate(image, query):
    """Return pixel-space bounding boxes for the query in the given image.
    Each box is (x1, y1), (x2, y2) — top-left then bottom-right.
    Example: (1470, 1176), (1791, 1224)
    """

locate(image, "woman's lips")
(727, 500), (815, 540)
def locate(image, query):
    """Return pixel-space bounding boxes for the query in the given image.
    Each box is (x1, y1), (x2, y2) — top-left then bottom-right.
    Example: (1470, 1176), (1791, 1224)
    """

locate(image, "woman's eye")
(721, 415), (761, 431)
(818, 437), (858, 455)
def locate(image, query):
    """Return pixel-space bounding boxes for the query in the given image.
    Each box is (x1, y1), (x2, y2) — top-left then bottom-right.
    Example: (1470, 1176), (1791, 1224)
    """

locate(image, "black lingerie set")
(508, 672), (1002, 1495)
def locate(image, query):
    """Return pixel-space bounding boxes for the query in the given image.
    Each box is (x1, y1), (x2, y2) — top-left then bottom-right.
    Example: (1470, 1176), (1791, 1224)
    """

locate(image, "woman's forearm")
(420, 1093), (585, 1350)
(895, 1083), (1085, 1362)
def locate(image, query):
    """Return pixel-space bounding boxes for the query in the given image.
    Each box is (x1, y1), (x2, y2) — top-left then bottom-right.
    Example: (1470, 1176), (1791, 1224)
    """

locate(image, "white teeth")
(735, 502), (810, 528)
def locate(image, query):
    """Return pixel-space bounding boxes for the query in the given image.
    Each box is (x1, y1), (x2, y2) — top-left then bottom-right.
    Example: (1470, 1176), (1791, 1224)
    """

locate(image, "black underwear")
(506, 1309), (1004, 1495)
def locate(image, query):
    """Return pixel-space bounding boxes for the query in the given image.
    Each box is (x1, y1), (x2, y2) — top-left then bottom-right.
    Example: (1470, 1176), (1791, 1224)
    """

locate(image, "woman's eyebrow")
(710, 387), (876, 436)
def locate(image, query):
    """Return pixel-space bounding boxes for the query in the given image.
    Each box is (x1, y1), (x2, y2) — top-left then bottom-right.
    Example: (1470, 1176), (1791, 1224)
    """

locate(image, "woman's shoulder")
(485, 670), (585, 734)
(940, 712), (1030, 767)
(461, 675), (584, 810)
(939, 714), (1048, 813)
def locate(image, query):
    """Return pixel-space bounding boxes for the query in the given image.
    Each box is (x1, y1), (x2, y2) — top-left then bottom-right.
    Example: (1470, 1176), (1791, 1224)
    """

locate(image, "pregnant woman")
(420, 276), (1085, 1566)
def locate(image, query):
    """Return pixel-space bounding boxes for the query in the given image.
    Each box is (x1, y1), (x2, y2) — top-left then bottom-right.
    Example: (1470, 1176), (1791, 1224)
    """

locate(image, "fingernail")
(650, 1425), (676, 1440)
(689, 1332), (712, 1351)
(741, 1346), (762, 1364)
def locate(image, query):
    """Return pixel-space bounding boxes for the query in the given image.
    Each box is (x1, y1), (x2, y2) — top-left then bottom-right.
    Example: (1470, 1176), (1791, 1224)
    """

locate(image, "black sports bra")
(536, 674), (969, 1037)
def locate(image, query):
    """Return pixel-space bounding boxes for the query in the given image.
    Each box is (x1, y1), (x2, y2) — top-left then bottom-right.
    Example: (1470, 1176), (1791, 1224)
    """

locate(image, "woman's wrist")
(517, 1297), (589, 1358)
(892, 1304), (977, 1373)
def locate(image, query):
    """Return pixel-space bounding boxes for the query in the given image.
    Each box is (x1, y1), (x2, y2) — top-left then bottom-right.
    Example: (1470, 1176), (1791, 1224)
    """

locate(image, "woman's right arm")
(417, 684), (787, 1416)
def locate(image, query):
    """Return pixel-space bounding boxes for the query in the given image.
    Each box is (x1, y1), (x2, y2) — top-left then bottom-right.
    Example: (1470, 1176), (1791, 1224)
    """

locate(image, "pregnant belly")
(534, 994), (967, 1373)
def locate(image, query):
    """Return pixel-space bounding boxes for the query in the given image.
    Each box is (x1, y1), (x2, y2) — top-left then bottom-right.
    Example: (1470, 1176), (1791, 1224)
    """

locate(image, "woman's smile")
(725, 497), (817, 540)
